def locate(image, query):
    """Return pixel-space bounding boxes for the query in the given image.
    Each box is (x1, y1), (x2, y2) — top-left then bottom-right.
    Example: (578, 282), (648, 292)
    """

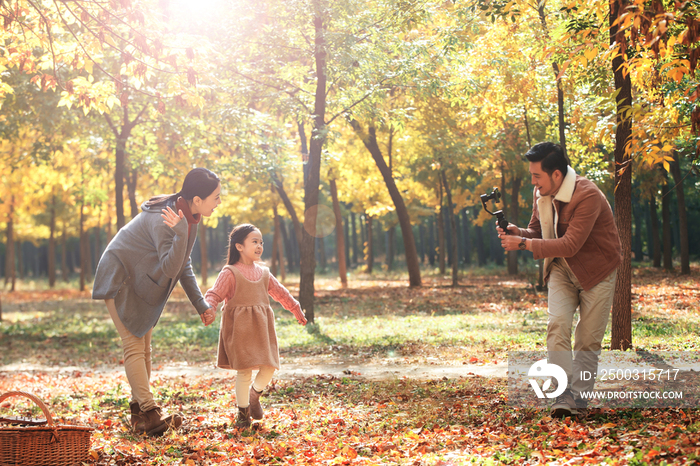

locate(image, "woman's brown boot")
(129, 401), (145, 434)
(236, 406), (251, 429)
(248, 387), (264, 420)
(141, 407), (183, 437)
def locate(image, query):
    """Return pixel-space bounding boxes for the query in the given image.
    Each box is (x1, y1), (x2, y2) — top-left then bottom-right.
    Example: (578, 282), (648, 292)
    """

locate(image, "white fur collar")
(536, 165), (577, 244)
(553, 166), (577, 203)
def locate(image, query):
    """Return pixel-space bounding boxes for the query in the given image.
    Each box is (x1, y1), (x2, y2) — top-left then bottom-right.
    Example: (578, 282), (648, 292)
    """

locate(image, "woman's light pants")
(106, 299), (157, 411)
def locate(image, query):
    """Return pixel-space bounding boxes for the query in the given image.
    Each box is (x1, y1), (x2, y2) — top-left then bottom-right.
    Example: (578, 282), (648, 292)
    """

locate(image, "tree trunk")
(344, 214), (350, 271)
(329, 177), (347, 287)
(461, 209), (472, 266)
(272, 205), (286, 281)
(279, 218), (294, 274)
(474, 209), (487, 266)
(104, 105), (145, 231)
(444, 205), (452, 268)
(84, 233), (92, 281)
(95, 217), (102, 271)
(649, 194), (662, 267)
(277, 220), (286, 282)
(610, 0), (633, 351)
(127, 167), (139, 219)
(79, 200), (86, 292)
(507, 176), (522, 275)
(661, 171), (673, 271)
(61, 223), (69, 282)
(418, 223), (426, 264)
(318, 237), (327, 270)
(670, 153), (690, 274)
(298, 2), (328, 323)
(348, 120), (421, 287)
(17, 240), (23, 280)
(351, 212), (358, 265)
(49, 195), (57, 288)
(537, 3), (567, 156)
(441, 171), (459, 286)
(272, 173), (303, 249)
(364, 214), (373, 273)
(632, 191), (644, 261)
(437, 209), (446, 275)
(427, 217), (435, 266)
(199, 222), (208, 286)
(386, 226), (395, 271)
(4, 199), (15, 291)
(106, 191), (114, 244)
(115, 136), (127, 230)
(271, 205), (279, 277)
(299, 120), (310, 185)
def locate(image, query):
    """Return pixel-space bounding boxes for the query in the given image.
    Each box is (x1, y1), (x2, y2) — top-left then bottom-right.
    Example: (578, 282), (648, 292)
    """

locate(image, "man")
(498, 142), (622, 419)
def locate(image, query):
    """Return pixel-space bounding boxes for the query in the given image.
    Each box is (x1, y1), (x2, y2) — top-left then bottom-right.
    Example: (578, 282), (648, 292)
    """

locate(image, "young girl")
(205, 224), (307, 428)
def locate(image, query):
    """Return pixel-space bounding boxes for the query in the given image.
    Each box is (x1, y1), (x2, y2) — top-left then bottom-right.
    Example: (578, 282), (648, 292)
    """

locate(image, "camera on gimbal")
(480, 188), (510, 234)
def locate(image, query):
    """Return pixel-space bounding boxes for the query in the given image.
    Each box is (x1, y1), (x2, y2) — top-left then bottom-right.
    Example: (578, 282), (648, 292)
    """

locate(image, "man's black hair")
(524, 142), (569, 177)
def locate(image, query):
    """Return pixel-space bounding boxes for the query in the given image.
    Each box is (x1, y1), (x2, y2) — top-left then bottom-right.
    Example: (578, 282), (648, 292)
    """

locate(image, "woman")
(92, 167), (219, 437)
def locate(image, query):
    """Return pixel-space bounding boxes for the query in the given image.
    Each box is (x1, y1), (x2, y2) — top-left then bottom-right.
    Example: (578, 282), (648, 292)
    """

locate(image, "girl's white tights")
(236, 366), (275, 408)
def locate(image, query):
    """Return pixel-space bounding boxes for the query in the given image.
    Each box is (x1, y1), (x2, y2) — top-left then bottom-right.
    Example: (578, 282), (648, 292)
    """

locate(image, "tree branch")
(103, 112), (119, 137)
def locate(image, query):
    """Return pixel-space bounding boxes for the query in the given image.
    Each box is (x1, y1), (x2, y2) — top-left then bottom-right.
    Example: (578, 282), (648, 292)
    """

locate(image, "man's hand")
(497, 222), (527, 251)
(200, 307), (216, 326)
(496, 222), (520, 237)
(499, 233), (528, 252)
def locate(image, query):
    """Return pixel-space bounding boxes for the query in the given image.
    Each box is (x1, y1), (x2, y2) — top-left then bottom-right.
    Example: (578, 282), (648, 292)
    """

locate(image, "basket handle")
(0, 391), (53, 426)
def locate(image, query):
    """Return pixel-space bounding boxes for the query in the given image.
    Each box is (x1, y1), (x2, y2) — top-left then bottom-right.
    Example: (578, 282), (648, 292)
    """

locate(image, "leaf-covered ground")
(1, 265), (699, 465)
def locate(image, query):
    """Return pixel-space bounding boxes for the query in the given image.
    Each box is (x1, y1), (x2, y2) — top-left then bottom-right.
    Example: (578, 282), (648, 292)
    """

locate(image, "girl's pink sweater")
(204, 262), (303, 321)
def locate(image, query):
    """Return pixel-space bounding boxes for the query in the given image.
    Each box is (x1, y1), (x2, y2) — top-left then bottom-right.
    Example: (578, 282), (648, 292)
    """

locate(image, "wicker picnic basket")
(0, 391), (93, 466)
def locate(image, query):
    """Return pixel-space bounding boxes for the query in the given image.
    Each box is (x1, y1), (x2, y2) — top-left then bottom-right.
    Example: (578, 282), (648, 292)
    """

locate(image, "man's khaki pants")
(547, 258), (617, 398)
(106, 299), (157, 411)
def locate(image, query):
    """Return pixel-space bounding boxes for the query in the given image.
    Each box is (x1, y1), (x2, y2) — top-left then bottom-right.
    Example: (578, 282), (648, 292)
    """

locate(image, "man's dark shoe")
(141, 407), (183, 437)
(236, 406), (251, 429)
(551, 389), (577, 418)
(129, 401), (145, 434)
(249, 387), (264, 420)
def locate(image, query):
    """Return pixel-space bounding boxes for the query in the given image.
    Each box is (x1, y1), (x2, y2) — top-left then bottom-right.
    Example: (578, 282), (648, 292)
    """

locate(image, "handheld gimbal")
(480, 188), (509, 234)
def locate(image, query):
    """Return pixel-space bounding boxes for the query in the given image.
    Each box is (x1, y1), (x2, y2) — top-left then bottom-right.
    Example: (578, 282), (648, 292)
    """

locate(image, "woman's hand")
(201, 307), (216, 326)
(161, 206), (184, 228)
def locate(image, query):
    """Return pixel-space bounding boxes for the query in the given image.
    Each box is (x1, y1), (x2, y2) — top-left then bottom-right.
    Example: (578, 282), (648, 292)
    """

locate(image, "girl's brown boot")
(248, 387), (264, 420)
(236, 406), (251, 429)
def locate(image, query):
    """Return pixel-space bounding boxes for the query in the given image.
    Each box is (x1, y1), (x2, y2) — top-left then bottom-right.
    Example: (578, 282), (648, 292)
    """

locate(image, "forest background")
(1, 0), (699, 338)
(2, 0), (700, 464)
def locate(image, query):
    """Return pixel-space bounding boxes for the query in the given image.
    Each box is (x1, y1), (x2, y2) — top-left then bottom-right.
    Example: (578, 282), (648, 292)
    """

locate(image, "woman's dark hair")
(227, 224), (259, 265)
(524, 142), (569, 177)
(144, 168), (220, 208)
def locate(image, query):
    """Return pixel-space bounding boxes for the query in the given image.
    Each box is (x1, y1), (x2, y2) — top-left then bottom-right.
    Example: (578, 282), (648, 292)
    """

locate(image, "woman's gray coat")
(92, 199), (211, 338)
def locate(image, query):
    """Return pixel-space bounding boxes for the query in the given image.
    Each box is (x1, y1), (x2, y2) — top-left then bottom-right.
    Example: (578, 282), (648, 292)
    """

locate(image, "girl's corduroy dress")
(217, 265), (280, 371)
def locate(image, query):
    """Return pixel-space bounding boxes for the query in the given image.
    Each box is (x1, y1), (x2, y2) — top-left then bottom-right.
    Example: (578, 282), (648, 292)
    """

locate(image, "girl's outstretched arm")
(268, 275), (307, 325)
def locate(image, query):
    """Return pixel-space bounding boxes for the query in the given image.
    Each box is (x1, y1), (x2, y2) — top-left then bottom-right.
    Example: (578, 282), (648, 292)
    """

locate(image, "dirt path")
(0, 358), (508, 381)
